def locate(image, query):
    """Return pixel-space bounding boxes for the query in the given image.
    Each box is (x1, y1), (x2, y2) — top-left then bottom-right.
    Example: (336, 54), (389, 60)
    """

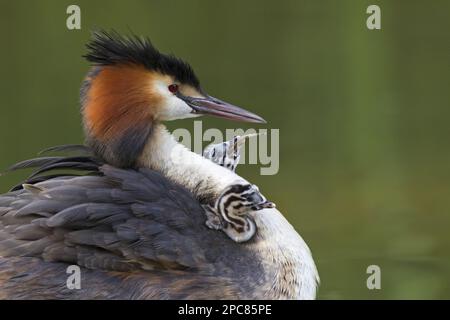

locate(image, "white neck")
(138, 123), (247, 199)
(137, 123), (319, 299)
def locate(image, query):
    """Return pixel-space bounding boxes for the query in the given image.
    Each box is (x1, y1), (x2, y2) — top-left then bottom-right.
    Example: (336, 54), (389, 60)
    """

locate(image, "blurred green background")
(0, 0), (449, 299)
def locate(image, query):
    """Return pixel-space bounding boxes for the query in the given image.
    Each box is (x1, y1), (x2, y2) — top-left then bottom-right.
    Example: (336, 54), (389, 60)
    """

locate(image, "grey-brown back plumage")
(0, 160), (265, 299)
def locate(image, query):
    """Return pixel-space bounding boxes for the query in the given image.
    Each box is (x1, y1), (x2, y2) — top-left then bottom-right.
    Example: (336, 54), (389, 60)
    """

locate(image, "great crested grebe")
(0, 31), (318, 299)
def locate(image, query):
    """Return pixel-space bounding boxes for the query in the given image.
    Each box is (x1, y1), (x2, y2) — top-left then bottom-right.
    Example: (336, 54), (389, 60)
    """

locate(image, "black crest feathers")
(84, 30), (200, 88)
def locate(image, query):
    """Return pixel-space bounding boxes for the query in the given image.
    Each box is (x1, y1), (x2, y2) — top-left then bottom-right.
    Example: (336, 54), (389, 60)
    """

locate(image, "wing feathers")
(0, 148), (260, 285)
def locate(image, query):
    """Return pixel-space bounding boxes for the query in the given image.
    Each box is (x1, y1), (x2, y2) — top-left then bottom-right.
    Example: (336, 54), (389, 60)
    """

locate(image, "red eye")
(168, 84), (179, 93)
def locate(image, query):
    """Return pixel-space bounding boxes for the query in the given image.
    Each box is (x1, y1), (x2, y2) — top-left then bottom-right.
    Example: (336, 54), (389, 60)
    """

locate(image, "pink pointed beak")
(179, 93), (266, 124)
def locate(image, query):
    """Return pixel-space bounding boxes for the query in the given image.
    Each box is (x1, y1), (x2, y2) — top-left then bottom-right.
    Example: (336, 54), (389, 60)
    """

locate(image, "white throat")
(138, 123), (246, 199)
